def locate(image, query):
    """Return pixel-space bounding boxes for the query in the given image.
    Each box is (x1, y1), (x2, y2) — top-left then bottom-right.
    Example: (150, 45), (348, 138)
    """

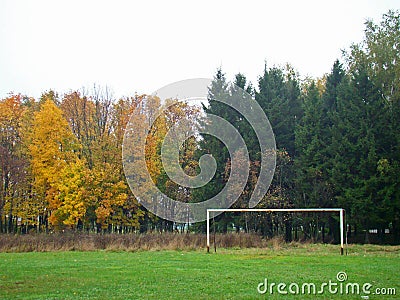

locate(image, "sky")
(0, 0), (398, 99)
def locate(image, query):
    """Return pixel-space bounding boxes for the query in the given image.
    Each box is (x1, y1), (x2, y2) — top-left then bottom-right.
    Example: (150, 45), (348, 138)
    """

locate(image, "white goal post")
(206, 208), (346, 255)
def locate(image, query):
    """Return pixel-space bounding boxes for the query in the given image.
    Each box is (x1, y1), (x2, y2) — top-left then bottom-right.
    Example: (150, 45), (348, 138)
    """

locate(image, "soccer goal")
(206, 208), (346, 255)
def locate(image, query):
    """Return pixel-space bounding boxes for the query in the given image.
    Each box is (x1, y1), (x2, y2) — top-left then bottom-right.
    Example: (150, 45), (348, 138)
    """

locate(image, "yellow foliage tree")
(51, 158), (89, 226)
(29, 98), (81, 227)
(89, 163), (128, 229)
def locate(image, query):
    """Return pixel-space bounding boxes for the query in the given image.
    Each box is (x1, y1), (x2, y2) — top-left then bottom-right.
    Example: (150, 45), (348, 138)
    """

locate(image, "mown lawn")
(0, 244), (399, 299)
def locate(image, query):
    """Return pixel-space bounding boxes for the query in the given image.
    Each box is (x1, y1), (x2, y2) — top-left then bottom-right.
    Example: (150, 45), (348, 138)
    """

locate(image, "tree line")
(0, 11), (399, 242)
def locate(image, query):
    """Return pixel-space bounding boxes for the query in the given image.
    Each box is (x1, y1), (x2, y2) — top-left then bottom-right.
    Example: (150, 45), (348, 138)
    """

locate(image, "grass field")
(0, 244), (399, 299)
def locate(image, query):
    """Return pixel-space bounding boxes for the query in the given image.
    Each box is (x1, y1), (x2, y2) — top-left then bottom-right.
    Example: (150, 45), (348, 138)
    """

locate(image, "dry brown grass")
(2, 233), (396, 254)
(0, 232), (278, 252)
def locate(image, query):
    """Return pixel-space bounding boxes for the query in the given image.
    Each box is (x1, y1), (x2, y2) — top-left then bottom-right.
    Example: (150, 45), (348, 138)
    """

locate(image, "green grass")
(0, 244), (399, 299)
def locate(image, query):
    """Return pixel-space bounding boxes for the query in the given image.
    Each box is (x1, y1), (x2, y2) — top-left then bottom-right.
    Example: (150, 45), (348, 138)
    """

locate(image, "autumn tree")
(29, 97), (81, 228)
(59, 90), (145, 231)
(0, 94), (28, 232)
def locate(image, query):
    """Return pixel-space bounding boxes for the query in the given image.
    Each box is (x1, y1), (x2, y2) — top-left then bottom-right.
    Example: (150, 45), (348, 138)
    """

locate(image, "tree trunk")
(285, 219), (292, 242)
(8, 197), (13, 233)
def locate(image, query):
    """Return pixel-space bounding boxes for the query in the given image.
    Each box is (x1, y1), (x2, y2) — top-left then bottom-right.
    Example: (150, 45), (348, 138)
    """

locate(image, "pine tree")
(295, 81), (328, 207)
(256, 65), (302, 157)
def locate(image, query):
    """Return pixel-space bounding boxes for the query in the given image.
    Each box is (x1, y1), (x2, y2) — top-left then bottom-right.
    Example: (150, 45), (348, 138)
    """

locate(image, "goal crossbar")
(206, 208), (346, 255)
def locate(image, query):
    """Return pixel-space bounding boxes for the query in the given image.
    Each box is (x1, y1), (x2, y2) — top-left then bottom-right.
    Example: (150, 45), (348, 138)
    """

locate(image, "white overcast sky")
(0, 0), (398, 99)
